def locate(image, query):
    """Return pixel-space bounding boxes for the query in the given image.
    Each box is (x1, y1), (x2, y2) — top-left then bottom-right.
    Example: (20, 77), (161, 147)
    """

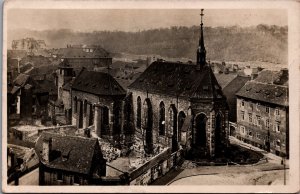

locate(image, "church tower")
(196, 9), (206, 71)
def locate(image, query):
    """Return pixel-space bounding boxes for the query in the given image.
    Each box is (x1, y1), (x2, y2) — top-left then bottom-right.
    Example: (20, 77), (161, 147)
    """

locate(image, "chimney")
(84, 128), (91, 138)
(251, 73), (258, 80)
(42, 137), (52, 162)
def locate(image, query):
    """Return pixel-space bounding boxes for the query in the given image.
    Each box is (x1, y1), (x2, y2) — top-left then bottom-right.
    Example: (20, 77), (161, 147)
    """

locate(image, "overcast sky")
(8, 9), (287, 32)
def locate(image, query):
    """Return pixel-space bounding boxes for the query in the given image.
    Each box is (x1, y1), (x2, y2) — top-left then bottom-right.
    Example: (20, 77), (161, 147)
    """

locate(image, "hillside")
(8, 24), (287, 64)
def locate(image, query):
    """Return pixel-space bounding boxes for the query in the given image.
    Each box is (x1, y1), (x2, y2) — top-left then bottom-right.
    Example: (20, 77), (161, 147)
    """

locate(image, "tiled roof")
(72, 69), (126, 96)
(14, 74), (30, 87)
(254, 69), (288, 86)
(236, 81), (288, 107)
(35, 132), (103, 175)
(128, 61), (226, 100)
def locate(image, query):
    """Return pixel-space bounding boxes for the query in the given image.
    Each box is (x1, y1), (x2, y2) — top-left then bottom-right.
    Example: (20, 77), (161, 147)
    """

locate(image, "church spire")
(196, 9), (206, 71)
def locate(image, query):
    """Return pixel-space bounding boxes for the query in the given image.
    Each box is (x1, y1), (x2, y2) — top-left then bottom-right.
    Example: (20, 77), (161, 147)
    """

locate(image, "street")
(152, 137), (289, 185)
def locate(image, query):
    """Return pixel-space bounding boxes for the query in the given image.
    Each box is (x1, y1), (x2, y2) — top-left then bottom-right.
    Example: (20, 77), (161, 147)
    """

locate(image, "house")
(127, 13), (229, 159)
(9, 74), (49, 121)
(35, 132), (106, 185)
(52, 45), (112, 71)
(235, 74), (289, 158)
(71, 69), (127, 144)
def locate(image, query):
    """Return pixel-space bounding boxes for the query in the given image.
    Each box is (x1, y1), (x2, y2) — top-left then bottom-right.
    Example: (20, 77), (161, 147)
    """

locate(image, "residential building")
(35, 132), (106, 185)
(236, 79), (289, 158)
(52, 45), (112, 71)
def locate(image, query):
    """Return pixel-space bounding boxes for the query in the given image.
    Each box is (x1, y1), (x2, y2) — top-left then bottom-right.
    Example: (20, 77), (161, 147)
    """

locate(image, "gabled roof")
(72, 69), (126, 96)
(215, 73), (237, 89)
(236, 81), (288, 107)
(128, 61), (226, 100)
(35, 132), (103, 175)
(13, 74), (31, 87)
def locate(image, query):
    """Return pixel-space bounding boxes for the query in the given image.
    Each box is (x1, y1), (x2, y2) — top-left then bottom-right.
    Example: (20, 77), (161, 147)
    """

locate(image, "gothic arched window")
(137, 96), (141, 128)
(159, 102), (165, 136)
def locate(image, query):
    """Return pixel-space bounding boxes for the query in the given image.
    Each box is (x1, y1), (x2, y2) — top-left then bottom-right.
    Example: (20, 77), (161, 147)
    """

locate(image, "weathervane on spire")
(200, 9), (204, 25)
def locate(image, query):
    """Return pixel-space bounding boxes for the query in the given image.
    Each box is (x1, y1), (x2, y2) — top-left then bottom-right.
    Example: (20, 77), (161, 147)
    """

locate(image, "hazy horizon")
(8, 9), (287, 33)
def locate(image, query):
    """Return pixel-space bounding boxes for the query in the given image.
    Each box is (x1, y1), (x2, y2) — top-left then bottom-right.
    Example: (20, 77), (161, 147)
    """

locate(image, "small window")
(248, 113), (252, 123)
(248, 129), (253, 137)
(276, 139), (281, 147)
(266, 119), (270, 128)
(241, 100), (245, 107)
(256, 133), (261, 140)
(249, 103), (253, 111)
(275, 122), (280, 133)
(256, 115), (261, 126)
(275, 109), (280, 116)
(266, 107), (270, 113)
(240, 126), (245, 134)
(241, 111), (245, 120)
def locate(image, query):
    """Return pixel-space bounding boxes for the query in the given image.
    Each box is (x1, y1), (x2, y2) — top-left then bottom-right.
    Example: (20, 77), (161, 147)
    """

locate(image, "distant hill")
(8, 24), (287, 64)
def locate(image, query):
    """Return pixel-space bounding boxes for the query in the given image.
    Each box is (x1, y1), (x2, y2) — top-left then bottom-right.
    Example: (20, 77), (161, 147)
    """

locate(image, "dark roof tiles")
(35, 132), (102, 175)
(129, 61), (225, 100)
(72, 70), (126, 96)
(236, 81), (288, 107)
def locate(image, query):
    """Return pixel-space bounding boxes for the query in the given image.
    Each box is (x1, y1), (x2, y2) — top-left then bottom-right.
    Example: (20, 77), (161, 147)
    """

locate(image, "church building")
(127, 10), (229, 158)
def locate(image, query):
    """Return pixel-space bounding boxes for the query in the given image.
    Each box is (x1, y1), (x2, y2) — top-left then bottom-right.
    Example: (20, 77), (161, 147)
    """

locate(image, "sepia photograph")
(2, 0), (300, 193)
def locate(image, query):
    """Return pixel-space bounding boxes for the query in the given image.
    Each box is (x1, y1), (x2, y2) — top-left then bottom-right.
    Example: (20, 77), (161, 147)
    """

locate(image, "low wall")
(37, 125), (76, 135)
(129, 148), (183, 185)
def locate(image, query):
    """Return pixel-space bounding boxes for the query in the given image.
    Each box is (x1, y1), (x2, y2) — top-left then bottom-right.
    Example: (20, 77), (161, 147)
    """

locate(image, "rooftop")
(236, 81), (288, 107)
(72, 69), (126, 96)
(129, 61), (226, 100)
(54, 46), (111, 59)
(35, 132), (103, 175)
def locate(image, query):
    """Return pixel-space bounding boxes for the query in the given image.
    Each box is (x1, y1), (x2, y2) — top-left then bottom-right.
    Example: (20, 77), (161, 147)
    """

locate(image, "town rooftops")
(128, 61), (226, 100)
(72, 69), (126, 96)
(54, 46), (111, 59)
(236, 81), (288, 107)
(254, 69), (288, 86)
(35, 132), (103, 175)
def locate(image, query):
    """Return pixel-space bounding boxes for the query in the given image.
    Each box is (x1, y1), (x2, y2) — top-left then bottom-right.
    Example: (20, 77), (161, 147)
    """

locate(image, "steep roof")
(128, 61), (226, 100)
(14, 73), (31, 87)
(215, 73), (237, 89)
(35, 132), (102, 175)
(223, 76), (251, 122)
(236, 81), (288, 107)
(72, 69), (126, 96)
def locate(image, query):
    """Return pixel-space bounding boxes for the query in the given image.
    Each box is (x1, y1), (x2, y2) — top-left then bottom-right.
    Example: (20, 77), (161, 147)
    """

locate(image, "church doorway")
(143, 98), (153, 154)
(169, 105), (178, 152)
(195, 113), (207, 149)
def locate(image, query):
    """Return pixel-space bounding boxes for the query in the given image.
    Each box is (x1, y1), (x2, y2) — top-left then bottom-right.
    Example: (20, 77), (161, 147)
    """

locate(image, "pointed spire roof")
(199, 9), (206, 52)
